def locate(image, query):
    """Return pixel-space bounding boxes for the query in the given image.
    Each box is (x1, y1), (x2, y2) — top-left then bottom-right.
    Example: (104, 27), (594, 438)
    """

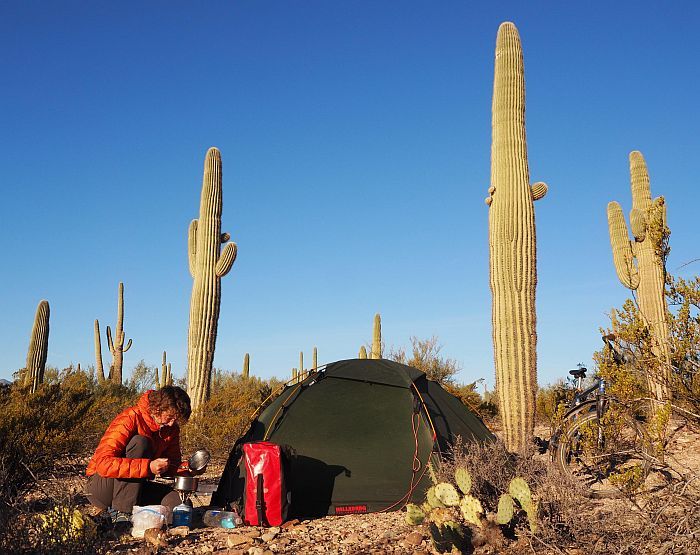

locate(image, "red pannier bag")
(242, 441), (288, 526)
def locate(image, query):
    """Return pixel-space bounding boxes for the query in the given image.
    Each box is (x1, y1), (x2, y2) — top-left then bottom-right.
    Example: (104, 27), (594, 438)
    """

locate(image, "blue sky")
(1, 2), (698, 388)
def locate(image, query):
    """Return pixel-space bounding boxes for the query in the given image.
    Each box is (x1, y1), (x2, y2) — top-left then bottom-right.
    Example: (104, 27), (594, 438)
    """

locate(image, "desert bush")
(535, 379), (572, 427)
(181, 372), (285, 458)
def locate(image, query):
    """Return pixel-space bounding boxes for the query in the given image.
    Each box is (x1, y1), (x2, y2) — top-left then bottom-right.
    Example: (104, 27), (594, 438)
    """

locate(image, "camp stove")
(174, 476), (198, 503)
(172, 448), (210, 503)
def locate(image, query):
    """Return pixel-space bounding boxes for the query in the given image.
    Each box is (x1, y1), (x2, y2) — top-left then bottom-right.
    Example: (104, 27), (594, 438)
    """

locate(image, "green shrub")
(181, 372), (285, 457)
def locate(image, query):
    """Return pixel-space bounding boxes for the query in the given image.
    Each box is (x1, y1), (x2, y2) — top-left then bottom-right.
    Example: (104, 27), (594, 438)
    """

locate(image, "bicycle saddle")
(569, 367), (587, 378)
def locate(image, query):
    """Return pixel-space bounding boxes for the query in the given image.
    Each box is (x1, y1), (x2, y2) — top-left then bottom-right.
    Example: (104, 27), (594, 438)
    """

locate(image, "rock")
(342, 532), (361, 544)
(281, 519), (299, 529)
(405, 531), (423, 546)
(291, 524), (308, 533)
(227, 533), (254, 548)
(268, 526), (280, 535)
(260, 531), (277, 542)
(169, 526), (190, 537)
(143, 527), (168, 548)
(246, 547), (264, 555)
(242, 529), (261, 538)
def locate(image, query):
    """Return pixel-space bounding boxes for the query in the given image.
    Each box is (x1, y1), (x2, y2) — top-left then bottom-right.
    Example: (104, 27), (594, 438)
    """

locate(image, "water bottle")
(203, 509), (242, 529)
(172, 503), (193, 528)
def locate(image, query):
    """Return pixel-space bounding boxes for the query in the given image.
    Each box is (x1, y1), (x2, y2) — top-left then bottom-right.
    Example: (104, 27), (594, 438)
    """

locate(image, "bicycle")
(548, 335), (657, 498)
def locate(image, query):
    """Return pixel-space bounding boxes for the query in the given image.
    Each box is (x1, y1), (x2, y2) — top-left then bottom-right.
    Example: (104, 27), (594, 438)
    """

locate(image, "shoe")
(107, 507), (132, 536)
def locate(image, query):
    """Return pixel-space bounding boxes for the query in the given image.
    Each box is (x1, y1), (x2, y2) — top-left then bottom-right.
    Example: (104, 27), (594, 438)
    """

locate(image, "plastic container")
(131, 505), (169, 538)
(203, 509), (242, 529)
(172, 503), (193, 528)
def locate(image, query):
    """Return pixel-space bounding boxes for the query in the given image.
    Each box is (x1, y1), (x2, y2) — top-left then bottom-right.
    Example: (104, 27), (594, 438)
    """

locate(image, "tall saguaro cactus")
(372, 313), (382, 359)
(243, 353), (250, 379)
(607, 151), (670, 401)
(106, 282), (132, 384)
(312, 347), (318, 370)
(25, 300), (50, 393)
(486, 22), (547, 452)
(94, 319), (105, 383)
(187, 147), (238, 411)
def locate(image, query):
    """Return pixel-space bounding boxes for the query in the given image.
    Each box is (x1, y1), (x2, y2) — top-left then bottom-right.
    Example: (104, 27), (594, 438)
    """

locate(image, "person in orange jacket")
(85, 386), (200, 523)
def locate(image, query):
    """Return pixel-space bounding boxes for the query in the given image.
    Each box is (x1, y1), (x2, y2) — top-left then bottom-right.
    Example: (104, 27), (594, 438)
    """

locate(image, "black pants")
(85, 435), (181, 513)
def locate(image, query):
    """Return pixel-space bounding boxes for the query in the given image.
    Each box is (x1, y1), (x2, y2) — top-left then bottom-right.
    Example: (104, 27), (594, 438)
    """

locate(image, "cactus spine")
(94, 319), (105, 383)
(187, 147), (238, 411)
(106, 282), (132, 384)
(25, 300), (50, 393)
(486, 22), (547, 452)
(243, 353), (250, 379)
(607, 151), (670, 401)
(372, 313), (382, 359)
(359, 345), (368, 359)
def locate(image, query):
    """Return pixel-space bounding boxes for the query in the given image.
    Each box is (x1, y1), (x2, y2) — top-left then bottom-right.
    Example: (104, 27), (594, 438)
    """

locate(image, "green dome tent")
(211, 359), (493, 518)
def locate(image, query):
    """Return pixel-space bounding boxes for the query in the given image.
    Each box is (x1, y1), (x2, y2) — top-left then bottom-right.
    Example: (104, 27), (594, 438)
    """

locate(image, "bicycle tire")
(553, 406), (654, 498)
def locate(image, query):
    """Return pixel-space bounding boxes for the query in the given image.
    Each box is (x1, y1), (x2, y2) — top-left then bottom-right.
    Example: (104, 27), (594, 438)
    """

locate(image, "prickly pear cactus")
(486, 22), (546, 452)
(426, 486), (446, 508)
(187, 147), (238, 411)
(435, 483), (461, 507)
(508, 477), (532, 508)
(455, 467), (472, 495)
(607, 151), (671, 401)
(459, 495), (484, 528)
(404, 503), (426, 525)
(496, 494), (515, 524)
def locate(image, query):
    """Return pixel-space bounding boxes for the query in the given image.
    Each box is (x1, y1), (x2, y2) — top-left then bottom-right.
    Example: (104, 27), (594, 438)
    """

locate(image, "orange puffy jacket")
(86, 391), (182, 479)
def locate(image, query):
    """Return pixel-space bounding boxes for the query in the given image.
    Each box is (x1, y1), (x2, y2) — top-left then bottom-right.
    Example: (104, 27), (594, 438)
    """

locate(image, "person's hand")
(150, 458), (169, 476)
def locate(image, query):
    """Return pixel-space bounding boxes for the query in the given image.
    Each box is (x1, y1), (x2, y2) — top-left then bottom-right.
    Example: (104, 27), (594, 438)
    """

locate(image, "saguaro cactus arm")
(215, 242), (238, 277)
(607, 201), (640, 290)
(188, 220), (198, 278)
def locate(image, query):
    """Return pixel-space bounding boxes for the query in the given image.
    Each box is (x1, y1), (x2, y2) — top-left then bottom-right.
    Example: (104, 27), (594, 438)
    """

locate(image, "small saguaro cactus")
(106, 282), (133, 384)
(359, 346), (368, 359)
(607, 151), (671, 402)
(372, 313), (382, 359)
(94, 319), (105, 383)
(486, 22), (547, 453)
(243, 353), (250, 379)
(187, 147), (238, 411)
(25, 300), (50, 394)
(156, 351), (172, 389)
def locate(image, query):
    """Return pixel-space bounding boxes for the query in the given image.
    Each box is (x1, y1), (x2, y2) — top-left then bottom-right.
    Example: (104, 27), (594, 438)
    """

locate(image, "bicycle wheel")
(553, 405), (654, 498)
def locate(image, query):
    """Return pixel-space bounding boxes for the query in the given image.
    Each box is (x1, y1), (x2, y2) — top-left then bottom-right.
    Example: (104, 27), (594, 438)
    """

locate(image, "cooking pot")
(188, 448), (210, 472)
(174, 475), (199, 492)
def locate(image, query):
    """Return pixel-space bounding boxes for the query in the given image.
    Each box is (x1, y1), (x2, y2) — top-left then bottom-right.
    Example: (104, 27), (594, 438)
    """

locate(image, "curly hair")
(148, 386), (192, 423)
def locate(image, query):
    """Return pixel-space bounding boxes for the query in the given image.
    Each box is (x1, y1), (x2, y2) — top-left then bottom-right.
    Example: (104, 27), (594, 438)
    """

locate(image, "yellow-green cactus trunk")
(607, 151), (670, 401)
(94, 319), (105, 383)
(243, 353), (250, 379)
(187, 147), (237, 411)
(26, 300), (50, 394)
(372, 313), (382, 359)
(487, 22), (546, 452)
(106, 282), (132, 384)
